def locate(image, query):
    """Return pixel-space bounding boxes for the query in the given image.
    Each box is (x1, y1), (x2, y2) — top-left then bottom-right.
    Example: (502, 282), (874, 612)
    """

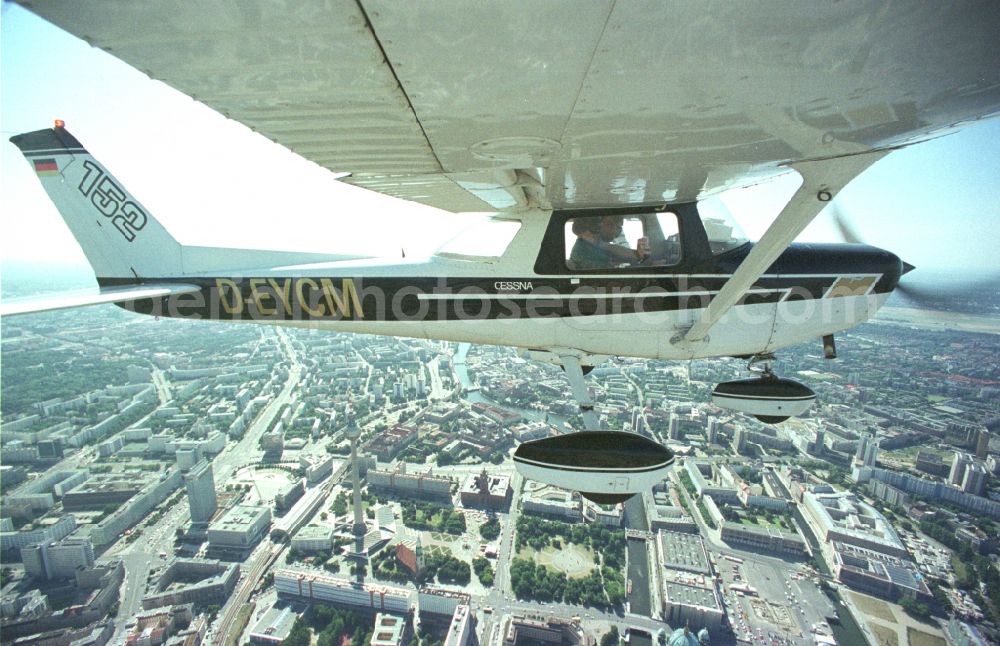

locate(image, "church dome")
(666, 628), (700, 646)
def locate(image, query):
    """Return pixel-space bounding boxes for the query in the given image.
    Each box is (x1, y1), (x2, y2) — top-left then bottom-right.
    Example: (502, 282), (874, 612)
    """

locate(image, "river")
(793, 506), (872, 646)
(625, 495), (654, 618)
(452, 343), (571, 429)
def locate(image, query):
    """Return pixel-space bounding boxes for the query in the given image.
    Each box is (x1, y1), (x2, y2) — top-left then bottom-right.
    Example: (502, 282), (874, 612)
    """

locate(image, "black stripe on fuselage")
(97, 275), (884, 323)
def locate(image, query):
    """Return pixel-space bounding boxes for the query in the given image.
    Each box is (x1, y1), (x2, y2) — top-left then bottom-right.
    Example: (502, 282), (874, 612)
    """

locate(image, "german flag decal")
(33, 159), (59, 176)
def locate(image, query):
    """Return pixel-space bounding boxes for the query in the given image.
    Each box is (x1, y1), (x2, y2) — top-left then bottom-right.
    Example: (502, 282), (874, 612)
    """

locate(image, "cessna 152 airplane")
(5, 1), (1000, 502)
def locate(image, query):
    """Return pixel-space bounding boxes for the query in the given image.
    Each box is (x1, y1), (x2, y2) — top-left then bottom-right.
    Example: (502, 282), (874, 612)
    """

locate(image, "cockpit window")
(436, 218), (521, 259)
(564, 212), (681, 271)
(697, 195), (749, 255)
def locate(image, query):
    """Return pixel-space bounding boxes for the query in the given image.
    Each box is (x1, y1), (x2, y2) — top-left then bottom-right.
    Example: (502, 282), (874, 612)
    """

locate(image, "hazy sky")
(3, 4), (1000, 279)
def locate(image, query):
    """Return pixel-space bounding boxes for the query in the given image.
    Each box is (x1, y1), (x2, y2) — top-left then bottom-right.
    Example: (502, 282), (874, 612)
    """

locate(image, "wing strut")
(674, 150), (889, 346)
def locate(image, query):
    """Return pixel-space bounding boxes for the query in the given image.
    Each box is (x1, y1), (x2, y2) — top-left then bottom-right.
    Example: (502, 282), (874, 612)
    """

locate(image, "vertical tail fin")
(10, 125), (183, 279)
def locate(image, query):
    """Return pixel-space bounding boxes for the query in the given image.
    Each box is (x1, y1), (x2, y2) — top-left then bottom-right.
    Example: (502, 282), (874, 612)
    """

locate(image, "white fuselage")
(189, 211), (892, 362)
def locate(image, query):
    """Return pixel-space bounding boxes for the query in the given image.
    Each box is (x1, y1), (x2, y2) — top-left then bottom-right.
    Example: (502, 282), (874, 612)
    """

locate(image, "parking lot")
(713, 551), (836, 646)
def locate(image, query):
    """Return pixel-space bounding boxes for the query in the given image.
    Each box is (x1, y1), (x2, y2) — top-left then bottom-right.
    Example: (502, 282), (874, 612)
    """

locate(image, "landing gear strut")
(747, 352), (776, 377)
(746, 355), (794, 423)
(560, 354), (600, 432)
(513, 350), (674, 504)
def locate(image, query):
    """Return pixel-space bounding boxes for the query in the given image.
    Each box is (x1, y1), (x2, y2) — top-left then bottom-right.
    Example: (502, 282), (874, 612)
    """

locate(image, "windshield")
(435, 218), (521, 259)
(697, 195), (750, 255)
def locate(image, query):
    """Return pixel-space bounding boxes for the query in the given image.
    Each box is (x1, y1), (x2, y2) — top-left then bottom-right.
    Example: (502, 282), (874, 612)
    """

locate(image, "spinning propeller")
(828, 203), (994, 310)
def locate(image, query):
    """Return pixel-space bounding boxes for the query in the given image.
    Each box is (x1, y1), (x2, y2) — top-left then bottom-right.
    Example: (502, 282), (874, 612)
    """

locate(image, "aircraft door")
(562, 212), (685, 351)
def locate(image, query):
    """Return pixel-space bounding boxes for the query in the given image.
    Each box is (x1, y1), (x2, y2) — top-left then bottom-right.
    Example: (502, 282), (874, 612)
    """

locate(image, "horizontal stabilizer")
(0, 283), (201, 317)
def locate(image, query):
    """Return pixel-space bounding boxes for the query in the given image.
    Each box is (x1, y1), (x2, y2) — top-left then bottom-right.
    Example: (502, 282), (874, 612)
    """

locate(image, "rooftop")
(658, 530), (711, 574)
(663, 577), (721, 611)
(210, 504), (269, 530)
(370, 612), (406, 646)
(249, 604), (301, 641)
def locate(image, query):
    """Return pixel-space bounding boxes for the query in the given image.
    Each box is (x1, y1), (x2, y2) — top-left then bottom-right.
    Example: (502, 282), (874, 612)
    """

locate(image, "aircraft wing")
(17, 2), (1000, 212)
(0, 283), (202, 317)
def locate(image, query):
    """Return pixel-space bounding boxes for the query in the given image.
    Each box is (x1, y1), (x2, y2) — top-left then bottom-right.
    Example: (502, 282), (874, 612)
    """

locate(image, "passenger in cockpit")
(567, 216), (649, 270)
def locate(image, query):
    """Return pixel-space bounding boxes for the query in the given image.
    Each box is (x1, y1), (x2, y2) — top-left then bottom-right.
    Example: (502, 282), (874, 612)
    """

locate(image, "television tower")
(345, 408), (367, 581)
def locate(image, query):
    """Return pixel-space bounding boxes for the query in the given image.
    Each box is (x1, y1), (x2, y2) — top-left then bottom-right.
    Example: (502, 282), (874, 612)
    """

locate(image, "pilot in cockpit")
(598, 215), (651, 265)
(567, 216), (650, 270)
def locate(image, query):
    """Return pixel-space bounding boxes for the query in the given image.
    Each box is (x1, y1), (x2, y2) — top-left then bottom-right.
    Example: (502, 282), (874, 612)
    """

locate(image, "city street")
(2, 307), (989, 646)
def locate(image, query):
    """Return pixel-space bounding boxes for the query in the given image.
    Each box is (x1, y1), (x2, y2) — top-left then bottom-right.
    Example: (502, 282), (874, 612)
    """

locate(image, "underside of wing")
(0, 283), (202, 317)
(20, 1), (1000, 212)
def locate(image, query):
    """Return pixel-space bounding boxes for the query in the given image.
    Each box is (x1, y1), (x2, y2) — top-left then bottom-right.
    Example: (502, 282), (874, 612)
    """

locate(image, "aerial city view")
(1, 283), (998, 646)
(3, 4), (1000, 646)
